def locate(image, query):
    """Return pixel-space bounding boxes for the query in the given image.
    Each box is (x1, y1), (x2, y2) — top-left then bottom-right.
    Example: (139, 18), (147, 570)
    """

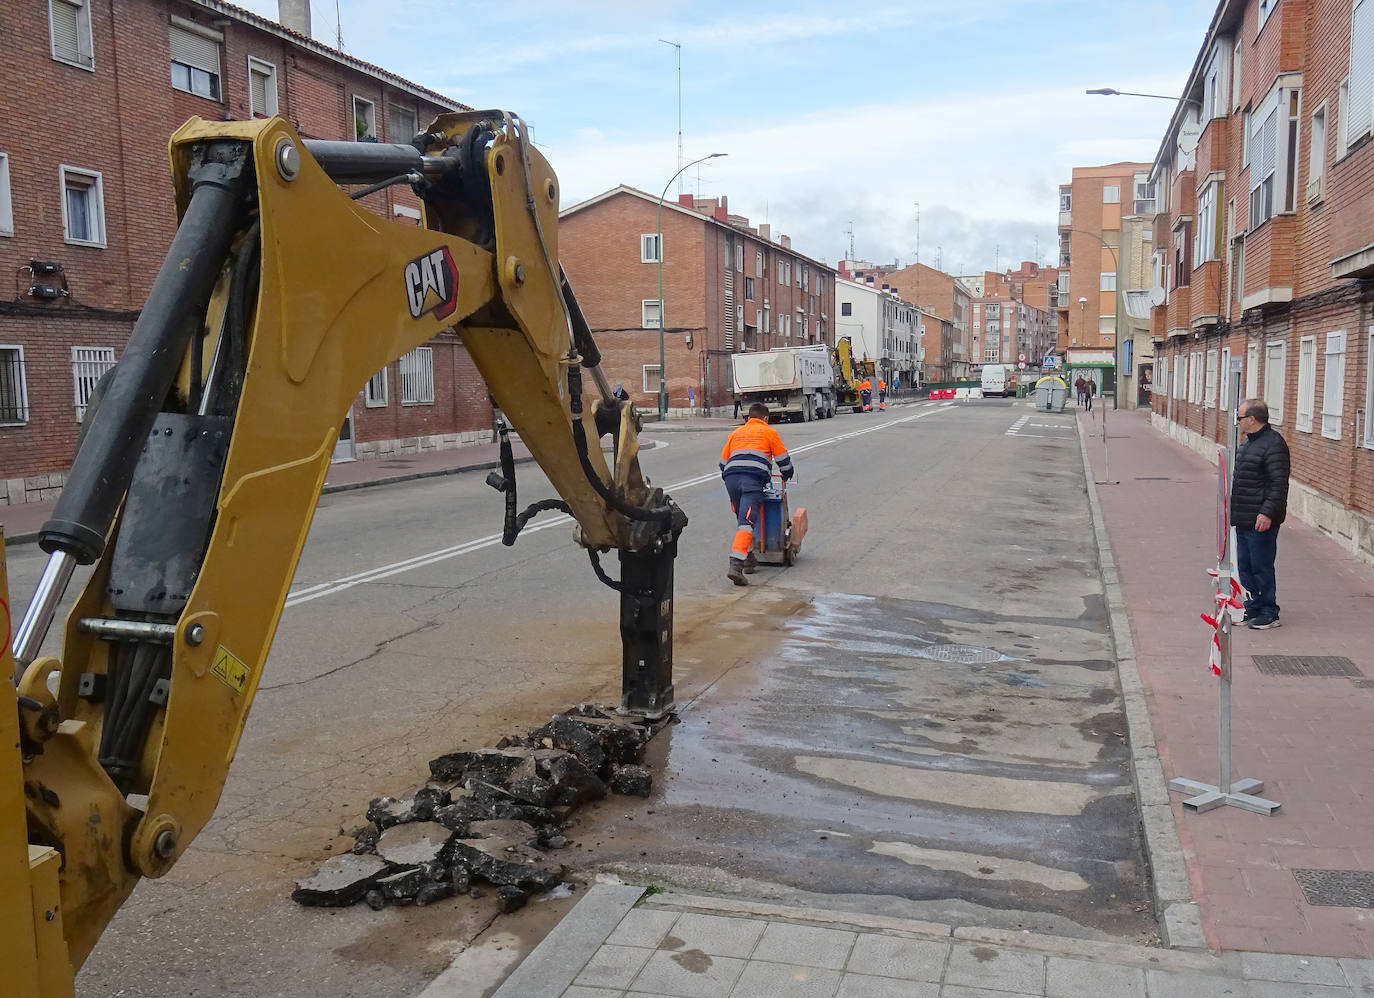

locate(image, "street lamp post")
(1086, 87), (1204, 109)
(656, 152), (726, 419)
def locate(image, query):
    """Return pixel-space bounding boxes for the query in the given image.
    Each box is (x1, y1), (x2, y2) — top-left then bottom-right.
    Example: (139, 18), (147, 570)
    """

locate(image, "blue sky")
(236, 0), (1216, 275)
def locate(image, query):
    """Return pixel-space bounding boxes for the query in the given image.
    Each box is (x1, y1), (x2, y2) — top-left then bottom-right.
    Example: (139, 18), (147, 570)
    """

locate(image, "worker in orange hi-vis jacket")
(878, 379), (887, 410)
(859, 379), (873, 412)
(719, 403), (794, 586)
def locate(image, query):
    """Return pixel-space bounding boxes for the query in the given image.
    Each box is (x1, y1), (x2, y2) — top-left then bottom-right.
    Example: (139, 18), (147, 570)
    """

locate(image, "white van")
(980, 364), (1010, 398)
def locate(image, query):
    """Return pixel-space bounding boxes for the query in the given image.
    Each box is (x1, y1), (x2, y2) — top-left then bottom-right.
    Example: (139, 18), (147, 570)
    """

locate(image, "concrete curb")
(1075, 417), (1206, 951)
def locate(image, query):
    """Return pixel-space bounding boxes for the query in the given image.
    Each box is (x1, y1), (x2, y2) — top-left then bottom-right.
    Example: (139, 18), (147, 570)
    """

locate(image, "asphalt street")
(3, 398), (1150, 997)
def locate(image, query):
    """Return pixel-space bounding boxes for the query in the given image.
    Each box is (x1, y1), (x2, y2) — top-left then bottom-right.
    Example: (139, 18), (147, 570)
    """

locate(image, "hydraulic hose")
(567, 362), (675, 525)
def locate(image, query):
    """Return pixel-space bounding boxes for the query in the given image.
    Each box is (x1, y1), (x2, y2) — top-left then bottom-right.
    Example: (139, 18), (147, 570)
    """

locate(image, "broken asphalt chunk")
(429, 747), (531, 784)
(497, 885), (528, 913)
(375, 821), (456, 868)
(610, 764), (652, 797)
(291, 854), (388, 907)
(530, 715), (605, 772)
(450, 835), (564, 893)
(546, 753), (608, 806)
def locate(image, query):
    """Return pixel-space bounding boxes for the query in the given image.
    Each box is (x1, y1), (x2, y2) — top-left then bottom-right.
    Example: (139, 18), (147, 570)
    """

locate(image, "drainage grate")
(1134, 476), (1171, 481)
(1252, 655), (1363, 677)
(917, 644), (1004, 665)
(1353, 679), (1374, 689)
(1293, 869), (1374, 908)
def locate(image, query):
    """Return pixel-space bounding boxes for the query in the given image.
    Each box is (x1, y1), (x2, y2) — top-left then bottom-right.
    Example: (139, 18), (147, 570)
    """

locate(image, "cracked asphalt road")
(2, 398), (1152, 996)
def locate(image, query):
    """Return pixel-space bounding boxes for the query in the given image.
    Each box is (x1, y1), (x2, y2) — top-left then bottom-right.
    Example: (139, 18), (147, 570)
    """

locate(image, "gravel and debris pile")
(292, 704), (662, 913)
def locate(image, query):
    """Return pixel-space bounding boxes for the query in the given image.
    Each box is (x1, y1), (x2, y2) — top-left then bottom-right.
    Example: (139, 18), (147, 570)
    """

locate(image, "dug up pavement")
(423, 404), (1374, 998)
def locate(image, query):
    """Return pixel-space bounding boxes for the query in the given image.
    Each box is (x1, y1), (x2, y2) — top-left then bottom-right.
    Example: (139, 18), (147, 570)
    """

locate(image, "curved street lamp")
(656, 152), (727, 419)
(1086, 87), (1204, 109)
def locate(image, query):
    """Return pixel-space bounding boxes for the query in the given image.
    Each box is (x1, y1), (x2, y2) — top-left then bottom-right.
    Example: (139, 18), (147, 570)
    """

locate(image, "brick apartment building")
(1147, 0), (1374, 564)
(1055, 162), (1156, 395)
(964, 265), (1058, 374)
(558, 187), (837, 414)
(0, 0), (488, 507)
(876, 262), (974, 381)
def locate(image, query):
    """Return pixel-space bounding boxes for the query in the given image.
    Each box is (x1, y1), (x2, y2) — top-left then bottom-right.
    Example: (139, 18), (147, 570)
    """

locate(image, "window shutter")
(1322, 331), (1345, 438)
(249, 69), (268, 116)
(1351, 0), (1374, 141)
(170, 25), (219, 74)
(51, 0), (81, 62)
(1257, 106), (1278, 180)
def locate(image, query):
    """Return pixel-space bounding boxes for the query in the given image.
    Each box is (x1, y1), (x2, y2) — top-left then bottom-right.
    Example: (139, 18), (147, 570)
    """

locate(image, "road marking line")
(1005, 415), (1031, 436)
(286, 408), (943, 607)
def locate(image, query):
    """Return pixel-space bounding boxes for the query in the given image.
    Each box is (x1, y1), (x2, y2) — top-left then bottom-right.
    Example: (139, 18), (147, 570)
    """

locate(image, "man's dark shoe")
(1241, 610), (1255, 623)
(743, 551), (758, 575)
(1249, 616), (1281, 630)
(727, 559), (749, 586)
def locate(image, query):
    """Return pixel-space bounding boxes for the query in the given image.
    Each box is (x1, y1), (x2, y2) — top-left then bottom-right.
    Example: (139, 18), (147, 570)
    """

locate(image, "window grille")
(400, 346), (434, 404)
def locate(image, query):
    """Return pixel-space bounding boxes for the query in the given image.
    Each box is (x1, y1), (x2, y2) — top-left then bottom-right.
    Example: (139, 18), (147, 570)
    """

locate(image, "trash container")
(1034, 376), (1068, 413)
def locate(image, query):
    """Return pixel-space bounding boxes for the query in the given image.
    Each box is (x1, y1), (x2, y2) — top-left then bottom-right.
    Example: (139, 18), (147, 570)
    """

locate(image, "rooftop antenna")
(659, 40), (683, 195)
(914, 201), (920, 267)
(936, 245), (942, 271)
(995, 242), (1000, 272)
(1034, 234), (1040, 265)
(335, 0), (344, 50)
(846, 221), (855, 261)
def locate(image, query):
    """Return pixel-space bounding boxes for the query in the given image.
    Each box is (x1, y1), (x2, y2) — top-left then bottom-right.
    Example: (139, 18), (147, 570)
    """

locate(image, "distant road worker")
(719, 403), (794, 586)
(878, 379), (887, 410)
(860, 378), (873, 412)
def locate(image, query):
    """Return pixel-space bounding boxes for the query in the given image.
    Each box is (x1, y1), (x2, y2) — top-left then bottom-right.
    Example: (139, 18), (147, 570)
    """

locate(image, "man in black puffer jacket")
(1230, 399), (1290, 629)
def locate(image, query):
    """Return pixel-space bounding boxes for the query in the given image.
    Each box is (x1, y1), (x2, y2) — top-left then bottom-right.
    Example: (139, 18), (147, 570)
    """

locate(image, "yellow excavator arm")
(2, 112), (684, 996)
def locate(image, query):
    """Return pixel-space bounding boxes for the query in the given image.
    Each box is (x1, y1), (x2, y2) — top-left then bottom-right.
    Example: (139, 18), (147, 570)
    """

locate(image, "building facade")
(558, 187), (837, 415)
(1148, 0), (1374, 565)
(881, 262), (974, 381)
(1056, 162), (1157, 390)
(0, 0), (475, 506)
(835, 278), (922, 387)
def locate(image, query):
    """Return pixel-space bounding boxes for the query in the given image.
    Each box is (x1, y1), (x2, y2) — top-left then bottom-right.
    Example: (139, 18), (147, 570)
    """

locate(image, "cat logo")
(404, 246), (459, 321)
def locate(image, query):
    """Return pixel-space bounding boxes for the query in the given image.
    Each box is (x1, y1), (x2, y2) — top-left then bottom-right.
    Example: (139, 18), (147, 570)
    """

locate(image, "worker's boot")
(743, 551), (758, 574)
(727, 558), (749, 586)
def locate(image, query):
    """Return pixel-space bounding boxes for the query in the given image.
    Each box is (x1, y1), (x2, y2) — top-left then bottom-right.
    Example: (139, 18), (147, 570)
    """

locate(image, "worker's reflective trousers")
(723, 471), (766, 562)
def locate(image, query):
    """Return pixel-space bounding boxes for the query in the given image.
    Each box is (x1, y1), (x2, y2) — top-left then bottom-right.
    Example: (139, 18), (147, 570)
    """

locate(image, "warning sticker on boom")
(211, 646), (249, 696)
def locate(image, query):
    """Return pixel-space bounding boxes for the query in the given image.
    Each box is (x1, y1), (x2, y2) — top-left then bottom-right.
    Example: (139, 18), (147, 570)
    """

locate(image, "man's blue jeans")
(1236, 524), (1280, 620)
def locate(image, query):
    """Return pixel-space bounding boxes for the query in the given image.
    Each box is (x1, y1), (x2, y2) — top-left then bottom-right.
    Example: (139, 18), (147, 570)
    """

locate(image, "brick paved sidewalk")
(1083, 407), (1374, 958)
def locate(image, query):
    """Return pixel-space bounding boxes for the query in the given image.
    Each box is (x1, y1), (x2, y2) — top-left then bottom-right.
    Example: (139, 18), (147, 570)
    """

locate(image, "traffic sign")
(1017, 361), (1027, 370)
(1017, 353), (1027, 362)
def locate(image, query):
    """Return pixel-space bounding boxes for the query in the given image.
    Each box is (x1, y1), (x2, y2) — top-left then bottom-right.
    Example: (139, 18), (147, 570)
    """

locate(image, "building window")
(642, 299), (661, 329)
(744, 277), (755, 301)
(736, 240), (743, 273)
(399, 346), (434, 404)
(1364, 327), (1374, 448)
(840, 301), (852, 317)
(0, 346), (28, 425)
(642, 364), (661, 394)
(169, 21), (222, 100)
(1173, 221), (1192, 288)
(1264, 340), (1286, 424)
(72, 346), (116, 421)
(1249, 85), (1301, 229)
(50, 0), (94, 70)
(1347, 0), (1373, 151)
(755, 250), (763, 276)
(248, 57), (277, 117)
(1159, 357), (1169, 399)
(1195, 182), (1220, 263)
(1133, 175), (1156, 214)
(364, 368), (388, 407)
(60, 166), (106, 247)
(724, 239), (732, 270)
(1322, 331), (1346, 439)
(1307, 103), (1327, 203)
(353, 97), (377, 141)
(0, 153), (12, 236)
(1174, 351), (1188, 398)
(1220, 346), (1233, 410)
(1191, 350), (1205, 403)
(1059, 190), (1071, 212)
(1297, 335), (1317, 431)
(1099, 273), (1116, 291)
(640, 233), (660, 263)
(1246, 342), (1259, 397)
(1205, 348), (1218, 408)
(1203, 42), (1228, 119)
(1258, 0), (1278, 32)
(1103, 184), (1120, 204)
(388, 106), (417, 143)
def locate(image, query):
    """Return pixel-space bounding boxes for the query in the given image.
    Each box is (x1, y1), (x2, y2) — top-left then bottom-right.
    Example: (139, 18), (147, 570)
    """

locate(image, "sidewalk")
(1082, 406), (1374, 960)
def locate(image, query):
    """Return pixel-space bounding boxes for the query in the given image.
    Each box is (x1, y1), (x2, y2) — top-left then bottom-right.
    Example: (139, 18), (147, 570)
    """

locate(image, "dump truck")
(731, 345), (835, 421)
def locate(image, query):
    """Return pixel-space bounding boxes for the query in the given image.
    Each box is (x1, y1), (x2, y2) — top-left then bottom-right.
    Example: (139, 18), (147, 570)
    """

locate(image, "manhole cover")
(1293, 870), (1374, 907)
(917, 644), (1004, 665)
(1253, 655), (1362, 677)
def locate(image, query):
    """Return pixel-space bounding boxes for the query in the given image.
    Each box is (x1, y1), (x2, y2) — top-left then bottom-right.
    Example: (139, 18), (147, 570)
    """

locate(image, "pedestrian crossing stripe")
(211, 646), (249, 696)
